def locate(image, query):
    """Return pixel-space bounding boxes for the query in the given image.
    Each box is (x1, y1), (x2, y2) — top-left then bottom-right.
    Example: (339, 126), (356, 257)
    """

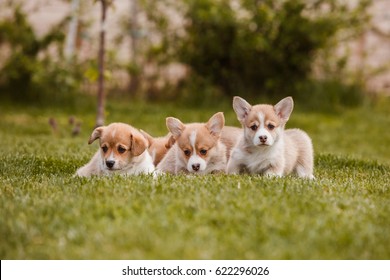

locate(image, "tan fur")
(220, 126), (242, 160)
(76, 123), (154, 177)
(140, 130), (175, 166)
(227, 97), (314, 179)
(157, 112), (230, 174)
(283, 129), (314, 176)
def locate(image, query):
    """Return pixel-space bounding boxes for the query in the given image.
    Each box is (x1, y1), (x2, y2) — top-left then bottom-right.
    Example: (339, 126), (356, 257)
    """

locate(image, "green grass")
(1, 98), (390, 259)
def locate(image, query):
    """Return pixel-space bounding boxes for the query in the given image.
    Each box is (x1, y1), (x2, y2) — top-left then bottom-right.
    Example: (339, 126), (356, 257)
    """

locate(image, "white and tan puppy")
(157, 112), (229, 174)
(140, 130), (175, 166)
(76, 122), (155, 177)
(227, 96), (314, 179)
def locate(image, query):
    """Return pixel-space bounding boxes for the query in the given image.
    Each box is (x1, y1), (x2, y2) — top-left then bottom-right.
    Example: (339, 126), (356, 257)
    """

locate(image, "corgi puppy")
(140, 130), (175, 166)
(157, 112), (229, 174)
(76, 122), (155, 177)
(227, 96), (314, 179)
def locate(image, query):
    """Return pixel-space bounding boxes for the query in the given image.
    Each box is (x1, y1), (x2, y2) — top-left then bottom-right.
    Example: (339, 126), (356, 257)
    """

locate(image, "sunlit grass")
(0, 98), (389, 259)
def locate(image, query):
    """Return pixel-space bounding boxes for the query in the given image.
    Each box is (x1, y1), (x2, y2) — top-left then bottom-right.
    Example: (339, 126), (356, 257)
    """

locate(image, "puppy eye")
(199, 149), (207, 156)
(267, 124), (275, 130)
(118, 146), (126, 154)
(102, 146), (108, 153)
(184, 149), (191, 157)
(250, 124), (258, 131)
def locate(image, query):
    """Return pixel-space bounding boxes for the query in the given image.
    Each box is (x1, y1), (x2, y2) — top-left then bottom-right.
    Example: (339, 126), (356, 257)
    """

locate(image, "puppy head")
(140, 130), (175, 166)
(233, 96), (293, 147)
(166, 112), (225, 173)
(88, 122), (148, 171)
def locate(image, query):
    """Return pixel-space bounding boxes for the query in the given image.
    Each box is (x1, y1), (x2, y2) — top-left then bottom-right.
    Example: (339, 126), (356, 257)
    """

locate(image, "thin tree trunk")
(96, 0), (107, 127)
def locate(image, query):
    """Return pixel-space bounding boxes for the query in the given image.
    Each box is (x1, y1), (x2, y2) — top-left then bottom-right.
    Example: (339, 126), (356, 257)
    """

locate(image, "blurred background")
(0, 0), (389, 115)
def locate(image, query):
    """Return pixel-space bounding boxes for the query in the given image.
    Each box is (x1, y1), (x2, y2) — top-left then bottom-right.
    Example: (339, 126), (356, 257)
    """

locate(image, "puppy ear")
(274, 96), (294, 123)
(88, 126), (105, 144)
(233, 96), (251, 123)
(206, 112), (225, 137)
(130, 133), (148, 156)
(140, 129), (154, 148)
(165, 134), (176, 149)
(166, 117), (185, 139)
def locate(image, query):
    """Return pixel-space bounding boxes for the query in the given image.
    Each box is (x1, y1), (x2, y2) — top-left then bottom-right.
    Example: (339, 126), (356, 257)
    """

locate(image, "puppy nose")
(259, 135), (267, 143)
(106, 160), (115, 169)
(192, 164), (200, 171)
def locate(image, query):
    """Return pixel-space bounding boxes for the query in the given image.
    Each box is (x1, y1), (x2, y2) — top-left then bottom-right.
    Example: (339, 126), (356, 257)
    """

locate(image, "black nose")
(259, 135), (267, 143)
(192, 164), (200, 171)
(106, 160), (115, 169)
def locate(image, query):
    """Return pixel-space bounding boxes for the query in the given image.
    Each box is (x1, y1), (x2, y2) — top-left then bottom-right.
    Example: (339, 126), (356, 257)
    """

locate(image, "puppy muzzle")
(191, 163), (201, 171)
(106, 160), (115, 169)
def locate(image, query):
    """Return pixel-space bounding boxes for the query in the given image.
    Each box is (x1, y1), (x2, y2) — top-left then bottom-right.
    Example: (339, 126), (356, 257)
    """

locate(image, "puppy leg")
(75, 151), (101, 177)
(296, 164), (314, 179)
(287, 129), (315, 179)
(264, 164), (284, 178)
(296, 137), (314, 180)
(295, 152), (314, 179)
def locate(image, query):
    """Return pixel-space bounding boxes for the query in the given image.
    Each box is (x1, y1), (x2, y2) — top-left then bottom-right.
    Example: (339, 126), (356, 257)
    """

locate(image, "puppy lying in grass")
(76, 122), (155, 177)
(157, 112), (234, 174)
(227, 96), (314, 179)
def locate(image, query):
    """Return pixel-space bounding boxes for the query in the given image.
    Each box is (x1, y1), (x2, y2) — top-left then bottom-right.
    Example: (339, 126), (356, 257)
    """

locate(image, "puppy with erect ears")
(156, 112), (229, 174)
(140, 130), (176, 166)
(227, 96), (314, 179)
(75, 122), (155, 177)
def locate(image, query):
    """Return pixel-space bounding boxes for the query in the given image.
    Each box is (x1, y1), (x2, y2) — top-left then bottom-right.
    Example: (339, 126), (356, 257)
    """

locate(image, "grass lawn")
(0, 97), (389, 259)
